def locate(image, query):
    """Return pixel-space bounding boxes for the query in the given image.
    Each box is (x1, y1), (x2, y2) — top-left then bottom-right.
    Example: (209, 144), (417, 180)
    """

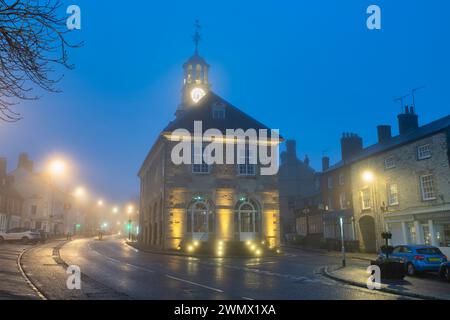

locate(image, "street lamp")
(361, 169), (383, 251)
(47, 159), (67, 237)
(49, 159), (66, 177)
(362, 170), (375, 183)
(127, 205), (134, 241)
(74, 187), (86, 198)
(339, 216), (346, 267)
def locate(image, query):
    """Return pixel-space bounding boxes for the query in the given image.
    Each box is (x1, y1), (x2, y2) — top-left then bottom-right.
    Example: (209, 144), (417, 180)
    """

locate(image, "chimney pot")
(18, 153), (33, 172)
(340, 132), (363, 161)
(322, 156), (330, 171)
(398, 107), (419, 135)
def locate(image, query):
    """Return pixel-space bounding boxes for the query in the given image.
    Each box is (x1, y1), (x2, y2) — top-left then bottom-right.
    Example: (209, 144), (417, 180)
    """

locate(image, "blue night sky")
(1, 0), (449, 203)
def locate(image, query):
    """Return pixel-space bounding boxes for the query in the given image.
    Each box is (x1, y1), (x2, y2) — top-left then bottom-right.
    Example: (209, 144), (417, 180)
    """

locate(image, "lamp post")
(339, 216), (346, 267)
(127, 205), (134, 241)
(362, 170), (381, 251)
(97, 199), (104, 236)
(73, 187), (86, 236)
(48, 159), (66, 236)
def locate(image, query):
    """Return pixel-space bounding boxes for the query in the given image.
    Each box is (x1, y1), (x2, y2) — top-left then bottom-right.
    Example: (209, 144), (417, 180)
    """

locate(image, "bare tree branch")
(0, 0), (81, 122)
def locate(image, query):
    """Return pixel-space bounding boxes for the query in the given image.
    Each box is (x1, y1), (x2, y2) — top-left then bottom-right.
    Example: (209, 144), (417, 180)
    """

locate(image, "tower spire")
(193, 19), (202, 54)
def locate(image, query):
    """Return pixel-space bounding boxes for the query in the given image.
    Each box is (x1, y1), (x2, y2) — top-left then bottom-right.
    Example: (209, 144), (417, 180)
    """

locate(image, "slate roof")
(325, 115), (450, 172)
(163, 91), (281, 138)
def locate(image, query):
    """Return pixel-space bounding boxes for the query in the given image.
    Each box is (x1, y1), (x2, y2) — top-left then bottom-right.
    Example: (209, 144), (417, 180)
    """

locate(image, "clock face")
(191, 87), (206, 103)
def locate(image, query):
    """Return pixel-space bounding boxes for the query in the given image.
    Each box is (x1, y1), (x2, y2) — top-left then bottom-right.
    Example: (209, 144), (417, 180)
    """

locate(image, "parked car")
(0, 228), (41, 244)
(439, 262), (450, 282)
(389, 245), (447, 276)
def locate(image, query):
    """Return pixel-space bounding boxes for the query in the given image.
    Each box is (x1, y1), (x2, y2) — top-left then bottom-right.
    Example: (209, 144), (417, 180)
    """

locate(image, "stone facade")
(139, 136), (281, 250)
(138, 50), (281, 251)
(279, 140), (319, 236)
(349, 123), (450, 255)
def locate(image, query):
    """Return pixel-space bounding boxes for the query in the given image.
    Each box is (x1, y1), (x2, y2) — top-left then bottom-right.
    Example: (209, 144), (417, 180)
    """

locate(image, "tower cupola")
(179, 20), (211, 110)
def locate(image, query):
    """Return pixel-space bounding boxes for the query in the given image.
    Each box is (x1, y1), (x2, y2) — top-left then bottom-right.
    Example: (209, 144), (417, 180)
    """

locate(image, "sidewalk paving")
(22, 239), (128, 300)
(283, 244), (377, 262)
(0, 244), (40, 300)
(324, 262), (450, 300)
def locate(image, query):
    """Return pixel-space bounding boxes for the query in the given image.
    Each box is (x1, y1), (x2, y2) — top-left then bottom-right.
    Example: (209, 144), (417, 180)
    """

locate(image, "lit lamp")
(74, 187), (86, 198)
(127, 205), (134, 241)
(362, 170), (375, 183)
(47, 159), (66, 237)
(49, 159), (66, 177)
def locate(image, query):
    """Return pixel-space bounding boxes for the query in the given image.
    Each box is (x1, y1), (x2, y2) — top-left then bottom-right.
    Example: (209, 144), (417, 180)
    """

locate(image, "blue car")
(389, 245), (447, 276)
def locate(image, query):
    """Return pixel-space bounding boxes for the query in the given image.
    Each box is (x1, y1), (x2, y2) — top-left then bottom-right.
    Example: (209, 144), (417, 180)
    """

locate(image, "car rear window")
(416, 248), (442, 255)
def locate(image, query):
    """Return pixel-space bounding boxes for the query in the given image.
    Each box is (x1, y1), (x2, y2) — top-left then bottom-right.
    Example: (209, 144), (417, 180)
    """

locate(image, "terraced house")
(138, 47), (281, 252)
(322, 106), (450, 256)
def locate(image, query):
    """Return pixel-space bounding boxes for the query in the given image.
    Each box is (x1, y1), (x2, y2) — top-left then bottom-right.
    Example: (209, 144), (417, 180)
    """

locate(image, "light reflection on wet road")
(59, 237), (404, 300)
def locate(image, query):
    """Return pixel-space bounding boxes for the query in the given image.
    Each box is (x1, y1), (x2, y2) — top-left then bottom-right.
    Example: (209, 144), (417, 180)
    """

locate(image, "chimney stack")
(304, 154), (310, 166)
(377, 125), (392, 144)
(286, 140), (297, 156)
(341, 133), (363, 161)
(0, 158), (6, 183)
(398, 105), (419, 135)
(322, 156), (330, 171)
(18, 153), (33, 172)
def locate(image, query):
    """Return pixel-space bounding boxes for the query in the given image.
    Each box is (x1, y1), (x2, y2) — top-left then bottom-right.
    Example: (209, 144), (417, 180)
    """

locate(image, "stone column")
(428, 220), (437, 246)
(414, 221), (424, 244)
(401, 222), (409, 244)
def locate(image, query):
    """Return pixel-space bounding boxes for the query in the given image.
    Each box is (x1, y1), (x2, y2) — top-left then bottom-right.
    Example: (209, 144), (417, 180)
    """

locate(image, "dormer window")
(212, 102), (226, 119)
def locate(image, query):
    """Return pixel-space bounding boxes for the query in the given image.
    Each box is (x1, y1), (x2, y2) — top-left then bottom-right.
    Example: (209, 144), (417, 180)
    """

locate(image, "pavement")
(283, 245), (377, 262)
(1, 237), (448, 300)
(0, 243), (41, 300)
(323, 260), (450, 300)
(20, 239), (128, 299)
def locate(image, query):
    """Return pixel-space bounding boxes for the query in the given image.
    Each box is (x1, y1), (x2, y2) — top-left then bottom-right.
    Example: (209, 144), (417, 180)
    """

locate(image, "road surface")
(48, 236), (405, 300)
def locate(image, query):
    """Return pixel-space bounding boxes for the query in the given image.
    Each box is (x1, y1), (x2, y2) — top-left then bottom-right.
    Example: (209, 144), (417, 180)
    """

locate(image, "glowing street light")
(112, 207), (119, 214)
(127, 205), (134, 215)
(97, 199), (104, 206)
(362, 170), (375, 183)
(48, 159), (66, 177)
(74, 186), (86, 198)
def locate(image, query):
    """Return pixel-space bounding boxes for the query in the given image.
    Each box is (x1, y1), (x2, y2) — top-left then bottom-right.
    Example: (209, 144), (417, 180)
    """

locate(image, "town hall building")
(138, 36), (281, 253)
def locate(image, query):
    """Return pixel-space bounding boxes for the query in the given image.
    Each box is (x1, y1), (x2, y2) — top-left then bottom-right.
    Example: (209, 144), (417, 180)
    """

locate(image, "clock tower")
(177, 21), (210, 114)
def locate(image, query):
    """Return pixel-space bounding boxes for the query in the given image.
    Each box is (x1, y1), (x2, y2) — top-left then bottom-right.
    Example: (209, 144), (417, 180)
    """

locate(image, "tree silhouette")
(0, 0), (81, 122)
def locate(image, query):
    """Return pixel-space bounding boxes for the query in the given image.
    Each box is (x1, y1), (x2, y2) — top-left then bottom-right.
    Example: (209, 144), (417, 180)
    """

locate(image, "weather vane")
(193, 19), (202, 54)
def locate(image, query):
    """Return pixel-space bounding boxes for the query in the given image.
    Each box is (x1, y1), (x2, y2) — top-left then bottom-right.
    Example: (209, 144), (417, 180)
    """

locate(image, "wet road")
(59, 237), (404, 300)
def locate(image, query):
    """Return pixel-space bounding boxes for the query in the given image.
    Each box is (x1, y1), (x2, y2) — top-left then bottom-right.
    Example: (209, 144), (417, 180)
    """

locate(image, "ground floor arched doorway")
(359, 215), (377, 253)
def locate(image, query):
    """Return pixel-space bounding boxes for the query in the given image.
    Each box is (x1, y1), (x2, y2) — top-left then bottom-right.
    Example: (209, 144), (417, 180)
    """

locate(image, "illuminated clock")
(191, 87), (206, 103)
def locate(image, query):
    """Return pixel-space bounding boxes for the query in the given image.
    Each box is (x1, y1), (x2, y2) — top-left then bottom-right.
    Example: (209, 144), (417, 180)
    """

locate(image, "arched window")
(234, 199), (260, 233)
(187, 200), (214, 233)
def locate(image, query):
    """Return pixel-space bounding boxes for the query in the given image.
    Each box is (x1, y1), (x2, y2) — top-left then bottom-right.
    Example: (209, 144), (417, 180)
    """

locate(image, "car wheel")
(444, 268), (450, 282)
(406, 263), (416, 276)
(21, 237), (29, 244)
